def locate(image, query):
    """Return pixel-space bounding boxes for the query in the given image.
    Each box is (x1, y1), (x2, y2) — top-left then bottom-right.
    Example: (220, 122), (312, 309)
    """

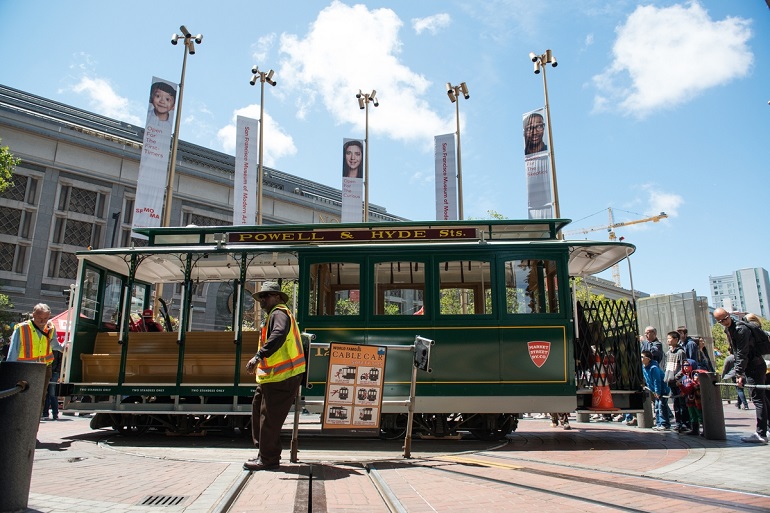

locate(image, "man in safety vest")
(244, 282), (306, 471)
(6, 303), (64, 420)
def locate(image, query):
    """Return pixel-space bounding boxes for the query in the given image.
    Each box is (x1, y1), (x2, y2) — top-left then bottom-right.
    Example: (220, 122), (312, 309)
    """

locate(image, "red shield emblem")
(528, 341), (551, 368)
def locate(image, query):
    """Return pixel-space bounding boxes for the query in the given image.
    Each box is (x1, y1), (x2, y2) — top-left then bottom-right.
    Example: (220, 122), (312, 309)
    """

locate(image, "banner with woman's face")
(341, 138), (364, 222)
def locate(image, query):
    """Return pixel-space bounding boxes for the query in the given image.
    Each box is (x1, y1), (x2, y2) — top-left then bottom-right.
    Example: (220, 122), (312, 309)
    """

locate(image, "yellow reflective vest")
(256, 304), (306, 384)
(16, 321), (56, 364)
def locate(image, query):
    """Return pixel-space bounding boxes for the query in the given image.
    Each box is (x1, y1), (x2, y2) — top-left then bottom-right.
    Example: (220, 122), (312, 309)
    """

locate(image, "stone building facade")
(0, 84), (403, 317)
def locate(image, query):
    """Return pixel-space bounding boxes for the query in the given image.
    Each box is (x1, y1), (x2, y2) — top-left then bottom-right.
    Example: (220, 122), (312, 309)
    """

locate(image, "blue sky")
(1, 1), (768, 301)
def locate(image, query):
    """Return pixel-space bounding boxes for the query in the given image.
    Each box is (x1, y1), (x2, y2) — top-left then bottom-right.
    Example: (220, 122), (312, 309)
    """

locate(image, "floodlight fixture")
(171, 25), (202, 56)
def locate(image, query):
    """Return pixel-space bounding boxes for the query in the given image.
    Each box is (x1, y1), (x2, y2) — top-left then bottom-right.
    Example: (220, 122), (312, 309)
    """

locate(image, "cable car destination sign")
(228, 227), (479, 244)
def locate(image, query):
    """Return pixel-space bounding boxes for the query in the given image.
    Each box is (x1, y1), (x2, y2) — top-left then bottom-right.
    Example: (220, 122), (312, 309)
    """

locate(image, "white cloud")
(70, 76), (142, 125)
(459, 0), (544, 43)
(412, 13), (450, 35)
(278, 1), (453, 147)
(252, 33), (276, 63)
(216, 104), (297, 166)
(640, 184), (683, 219)
(593, 1), (752, 117)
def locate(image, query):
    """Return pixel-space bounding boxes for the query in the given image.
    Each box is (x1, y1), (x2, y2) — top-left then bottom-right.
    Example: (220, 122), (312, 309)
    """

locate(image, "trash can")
(0, 361), (47, 513)
(699, 372), (726, 441)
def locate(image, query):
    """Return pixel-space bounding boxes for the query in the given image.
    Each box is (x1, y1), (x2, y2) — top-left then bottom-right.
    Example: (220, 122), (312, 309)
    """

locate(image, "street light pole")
(446, 82), (469, 220)
(156, 26), (201, 315)
(163, 25), (202, 229)
(249, 66), (277, 225)
(529, 50), (559, 221)
(356, 89), (378, 222)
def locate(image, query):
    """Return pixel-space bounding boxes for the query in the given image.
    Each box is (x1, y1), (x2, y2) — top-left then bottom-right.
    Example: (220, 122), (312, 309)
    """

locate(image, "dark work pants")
(39, 364), (53, 421)
(44, 371), (60, 418)
(670, 383), (690, 428)
(251, 373), (303, 465)
(746, 357), (768, 437)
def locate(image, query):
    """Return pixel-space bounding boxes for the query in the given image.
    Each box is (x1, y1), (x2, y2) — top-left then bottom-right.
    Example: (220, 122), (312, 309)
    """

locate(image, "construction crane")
(564, 208), (668, 287)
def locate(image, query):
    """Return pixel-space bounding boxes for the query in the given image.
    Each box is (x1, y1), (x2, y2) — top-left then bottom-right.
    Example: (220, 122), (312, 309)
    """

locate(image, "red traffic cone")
(589, 354), (618, 411)
(589, 384), (618, 410)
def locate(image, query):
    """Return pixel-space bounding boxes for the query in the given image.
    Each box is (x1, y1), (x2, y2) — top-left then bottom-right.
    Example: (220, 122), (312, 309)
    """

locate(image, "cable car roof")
(76, 237), (634, 284)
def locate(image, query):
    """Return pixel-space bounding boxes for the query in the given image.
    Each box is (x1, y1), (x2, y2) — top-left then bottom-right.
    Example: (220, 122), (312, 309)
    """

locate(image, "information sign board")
(322, 343), (386, 435)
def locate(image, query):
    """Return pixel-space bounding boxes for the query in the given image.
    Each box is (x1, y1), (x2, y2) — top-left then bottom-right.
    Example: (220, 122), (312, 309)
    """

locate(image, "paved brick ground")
(17, 403), (770, 512)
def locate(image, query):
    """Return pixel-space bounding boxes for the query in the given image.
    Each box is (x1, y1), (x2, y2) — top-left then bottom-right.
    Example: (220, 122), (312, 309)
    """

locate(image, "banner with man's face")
(523, 108), (553, 219)
(341, 138), (364, 222)
(132, 76), (178, 238)
(434, 134), (457, 221)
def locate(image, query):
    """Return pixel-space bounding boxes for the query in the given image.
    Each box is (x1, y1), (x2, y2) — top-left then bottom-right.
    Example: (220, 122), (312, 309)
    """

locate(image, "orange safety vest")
(16, 321), (56, 364)
(256, 304), (306, 384)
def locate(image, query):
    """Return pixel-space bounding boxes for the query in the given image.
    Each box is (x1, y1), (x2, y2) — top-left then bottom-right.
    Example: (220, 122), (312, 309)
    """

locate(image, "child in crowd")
(677, 359), (703, 436)
(642, 350), (671, 431)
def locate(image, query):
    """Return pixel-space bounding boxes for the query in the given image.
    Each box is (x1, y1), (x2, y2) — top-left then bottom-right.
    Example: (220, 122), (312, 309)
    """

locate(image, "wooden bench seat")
(81, 331), (260, 385)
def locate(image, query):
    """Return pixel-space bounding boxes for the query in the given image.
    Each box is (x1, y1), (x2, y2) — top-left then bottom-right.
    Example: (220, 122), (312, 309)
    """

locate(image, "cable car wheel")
(379, 413), (409, 439)
(109, 413), (149, 435)
(466, 413), (515, 441)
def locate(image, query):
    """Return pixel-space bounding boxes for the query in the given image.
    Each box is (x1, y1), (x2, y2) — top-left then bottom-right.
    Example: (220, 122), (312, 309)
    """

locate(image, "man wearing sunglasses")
(714, 307), (768, 443)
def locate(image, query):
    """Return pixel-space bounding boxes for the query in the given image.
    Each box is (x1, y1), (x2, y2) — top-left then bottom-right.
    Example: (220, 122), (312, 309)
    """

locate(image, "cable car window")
(309, 262), (360, 316)
(101, 274), (123, 330)
(504, 259), (559, 314)
(373, 261), (425, 315)
(80, 267), (101, 321)
(438, 260), (492, 315)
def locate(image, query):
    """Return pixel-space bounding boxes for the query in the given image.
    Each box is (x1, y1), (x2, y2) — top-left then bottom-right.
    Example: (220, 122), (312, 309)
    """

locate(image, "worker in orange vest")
(6, 303), (64, 420)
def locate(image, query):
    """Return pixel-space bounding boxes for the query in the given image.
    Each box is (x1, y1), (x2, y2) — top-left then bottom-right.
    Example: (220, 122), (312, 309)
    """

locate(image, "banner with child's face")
(132, 77), (178, 238)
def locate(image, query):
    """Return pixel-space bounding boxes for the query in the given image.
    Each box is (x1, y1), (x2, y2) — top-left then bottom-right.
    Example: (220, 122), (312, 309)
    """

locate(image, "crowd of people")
(530, 315), (768, 444)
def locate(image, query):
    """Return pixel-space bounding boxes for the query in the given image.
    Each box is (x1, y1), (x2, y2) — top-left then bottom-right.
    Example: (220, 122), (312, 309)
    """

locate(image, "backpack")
(738, 320), (770, 356)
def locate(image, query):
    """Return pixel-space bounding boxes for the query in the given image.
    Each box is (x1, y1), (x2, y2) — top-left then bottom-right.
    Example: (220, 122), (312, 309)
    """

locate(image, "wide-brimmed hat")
(253, 282), (288, 303)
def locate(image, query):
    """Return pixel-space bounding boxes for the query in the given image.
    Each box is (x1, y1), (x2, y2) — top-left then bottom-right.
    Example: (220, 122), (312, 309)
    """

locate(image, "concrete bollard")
(0, 361), (47, 513)
(637, 392), (654, 429)
(698, 372), (726, 440)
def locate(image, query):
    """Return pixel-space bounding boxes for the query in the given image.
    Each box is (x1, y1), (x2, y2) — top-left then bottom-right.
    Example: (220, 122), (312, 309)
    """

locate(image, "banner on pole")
(132, 76), (178, 238)
(434, 133), (457, 221)
(523, 108), (553, 219)
(341, 138), (364, 223)
(234, 116), (258, 225)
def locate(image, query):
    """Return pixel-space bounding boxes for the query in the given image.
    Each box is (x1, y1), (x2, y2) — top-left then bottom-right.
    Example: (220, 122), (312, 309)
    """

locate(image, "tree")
(0, 138), (19, 193)
(711, 322), (728, 373)
(572, 276), (607, 303)
(0, 293), (16, 359)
